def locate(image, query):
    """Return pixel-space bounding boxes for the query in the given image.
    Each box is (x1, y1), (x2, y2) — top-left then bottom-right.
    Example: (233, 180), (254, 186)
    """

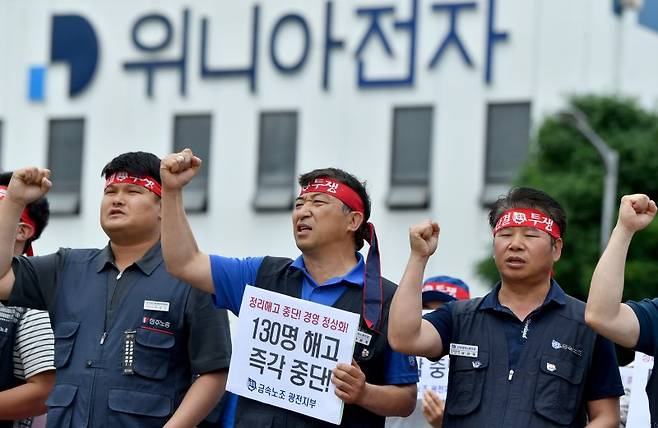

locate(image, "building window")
(47, 119), (84, 215)
(253, 112), (297, 211)
(387, 106), (433, 209)
(482, 102), (531, 205)
(173, 115), (212, 212)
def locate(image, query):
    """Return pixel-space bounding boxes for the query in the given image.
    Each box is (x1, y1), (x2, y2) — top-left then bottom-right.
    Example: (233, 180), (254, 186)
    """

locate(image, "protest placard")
(226, 285), (360, 425)
(415, 311), (449, 400)
(627, 352), (654, 428)
(417, 355), (449, 400)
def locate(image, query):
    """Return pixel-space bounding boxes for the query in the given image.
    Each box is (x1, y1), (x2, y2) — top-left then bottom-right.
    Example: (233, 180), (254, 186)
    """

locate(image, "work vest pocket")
(132, 327), (175, 379)
(107, 388), (172, 427)
(445, 351), (488, 416)
(53, 322), (80, 368)
(534, 355), (584, 425)
(45, 383), (77, 428)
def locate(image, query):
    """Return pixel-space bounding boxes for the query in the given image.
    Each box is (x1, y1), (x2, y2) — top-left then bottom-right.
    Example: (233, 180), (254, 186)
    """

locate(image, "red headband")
(105, 172), (162, 197)
(422, 282), (470, 300)
(299, 177), (384, 331)
(493, 208), (561, 239)
(0, 186), (37, 256)
(299, 178), (364, 214)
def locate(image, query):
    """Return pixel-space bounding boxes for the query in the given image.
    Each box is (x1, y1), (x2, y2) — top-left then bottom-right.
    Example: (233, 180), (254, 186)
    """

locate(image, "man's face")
(493, 226), (562, 284)
(100, 183), (160, 240)
(292, 192), (358, 253)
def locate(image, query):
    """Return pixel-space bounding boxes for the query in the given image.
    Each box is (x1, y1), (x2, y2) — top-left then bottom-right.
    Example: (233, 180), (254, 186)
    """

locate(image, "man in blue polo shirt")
(159, 149), (417, 427)
(389, 187), (623, 427)
(585, 193), (658, 426)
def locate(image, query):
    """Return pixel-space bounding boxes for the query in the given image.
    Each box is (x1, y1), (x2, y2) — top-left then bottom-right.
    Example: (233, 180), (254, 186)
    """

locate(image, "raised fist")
(409, 220), (440, 258)
(617, 194), (657, 233)
(6, 167), (52, 206)
(160, 148), (202, 191)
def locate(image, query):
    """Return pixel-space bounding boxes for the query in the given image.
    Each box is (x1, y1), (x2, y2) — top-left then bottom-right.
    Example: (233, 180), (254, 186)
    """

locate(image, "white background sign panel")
(226, 285), (360, 425)
(416, 311), (449, 399)
(417, 355), (449, 400)
(627, 352), (654, 428)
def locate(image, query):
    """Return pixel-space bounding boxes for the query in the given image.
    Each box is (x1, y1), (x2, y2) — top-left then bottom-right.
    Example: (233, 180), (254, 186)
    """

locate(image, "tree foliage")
(477, 95), (658, 303)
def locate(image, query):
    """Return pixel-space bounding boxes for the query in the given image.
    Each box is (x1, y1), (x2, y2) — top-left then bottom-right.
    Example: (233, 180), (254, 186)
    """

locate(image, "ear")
(346, 211), (364, 233)
(16, 222), (35, 243)
(551, 238), (563, 262)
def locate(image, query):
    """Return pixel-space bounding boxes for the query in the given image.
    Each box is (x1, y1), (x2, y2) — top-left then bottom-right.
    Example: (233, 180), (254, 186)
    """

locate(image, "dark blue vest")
(443, 295), (597, 428)
(234, 256), (398, 428)
(0, 306), (23, 428)
(44, 249), (193, 428)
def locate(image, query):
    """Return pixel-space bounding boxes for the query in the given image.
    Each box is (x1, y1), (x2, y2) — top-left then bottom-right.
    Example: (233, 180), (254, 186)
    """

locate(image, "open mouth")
(296, 223), (312, 233)
(505, 256), (526, 266)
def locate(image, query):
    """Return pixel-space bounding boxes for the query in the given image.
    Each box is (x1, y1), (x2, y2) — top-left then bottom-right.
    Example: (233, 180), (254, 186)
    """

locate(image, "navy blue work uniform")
(7, 243), (232, 428)
(424, 281), (623, 428)
(627, 298), (658, 427)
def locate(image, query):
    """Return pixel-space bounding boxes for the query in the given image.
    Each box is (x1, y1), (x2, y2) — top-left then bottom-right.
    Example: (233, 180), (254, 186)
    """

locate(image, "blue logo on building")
(29, 14), (99, 101)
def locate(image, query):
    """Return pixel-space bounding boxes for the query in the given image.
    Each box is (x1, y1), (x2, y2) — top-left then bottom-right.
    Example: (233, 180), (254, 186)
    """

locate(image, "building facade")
(1, 0), (657, 296)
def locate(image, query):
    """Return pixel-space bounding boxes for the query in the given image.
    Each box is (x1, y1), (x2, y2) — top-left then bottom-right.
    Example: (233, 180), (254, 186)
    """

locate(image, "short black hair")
(488, 187), (567, 239)
(298, 168), (371, 250)
(0, 172), (50, 247)
(101, 151), (161, 184)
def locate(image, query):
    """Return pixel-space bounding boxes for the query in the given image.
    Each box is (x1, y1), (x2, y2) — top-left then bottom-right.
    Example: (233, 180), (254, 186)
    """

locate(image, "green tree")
(477, 95), (658, 303)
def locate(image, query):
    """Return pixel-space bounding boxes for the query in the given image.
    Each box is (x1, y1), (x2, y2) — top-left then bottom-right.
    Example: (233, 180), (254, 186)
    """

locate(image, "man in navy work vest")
(389, 187), (623, 427)
(0, 152), (232, 428)
(0, 171), (55, 427)
(159, 148), (418, 427)
(585, 194), (658, 427)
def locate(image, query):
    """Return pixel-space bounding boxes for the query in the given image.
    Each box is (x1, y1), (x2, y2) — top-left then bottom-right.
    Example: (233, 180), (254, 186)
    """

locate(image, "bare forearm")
(357, 383), (416, 417)
(586, 225), (639, 347)
(0, 371), (54, 419)
(164, 370), (227, 428)
(160, 187), (212, 293)
(389, 254), (428, 353)
(586, 397), (619, 428)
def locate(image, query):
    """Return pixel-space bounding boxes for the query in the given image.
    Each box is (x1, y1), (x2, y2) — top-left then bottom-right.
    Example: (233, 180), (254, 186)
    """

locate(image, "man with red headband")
(389, 187), (623, 427)
(159, 149), (418, 427)
(0, 171), (54, 428)
(0, 152), (232, 427)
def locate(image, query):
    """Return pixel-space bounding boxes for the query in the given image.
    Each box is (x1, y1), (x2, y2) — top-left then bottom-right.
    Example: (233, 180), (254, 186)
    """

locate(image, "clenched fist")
(617, 194), (657, 234)
(409, 220), (440, 258)
(160, 148), (202, 191)
(6, 167), (52, 206)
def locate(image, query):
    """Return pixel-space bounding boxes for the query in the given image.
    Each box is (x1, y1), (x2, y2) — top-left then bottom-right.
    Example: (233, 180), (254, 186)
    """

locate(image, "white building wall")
(0, 0), (655, 297)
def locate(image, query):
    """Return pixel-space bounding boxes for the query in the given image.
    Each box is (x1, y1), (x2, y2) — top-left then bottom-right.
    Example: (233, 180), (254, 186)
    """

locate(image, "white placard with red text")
(226, 285), (360, 425)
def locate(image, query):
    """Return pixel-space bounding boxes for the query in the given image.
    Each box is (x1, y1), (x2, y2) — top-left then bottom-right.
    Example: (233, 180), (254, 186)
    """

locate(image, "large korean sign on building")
(30, 0), (512, 101)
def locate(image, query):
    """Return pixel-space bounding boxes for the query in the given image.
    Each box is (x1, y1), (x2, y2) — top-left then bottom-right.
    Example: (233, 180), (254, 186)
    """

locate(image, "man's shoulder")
(451, 296), (485, 314)
(256, 256), (294, 275)
(54, 247), (104, 263)
(555, 293), (588, 322)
